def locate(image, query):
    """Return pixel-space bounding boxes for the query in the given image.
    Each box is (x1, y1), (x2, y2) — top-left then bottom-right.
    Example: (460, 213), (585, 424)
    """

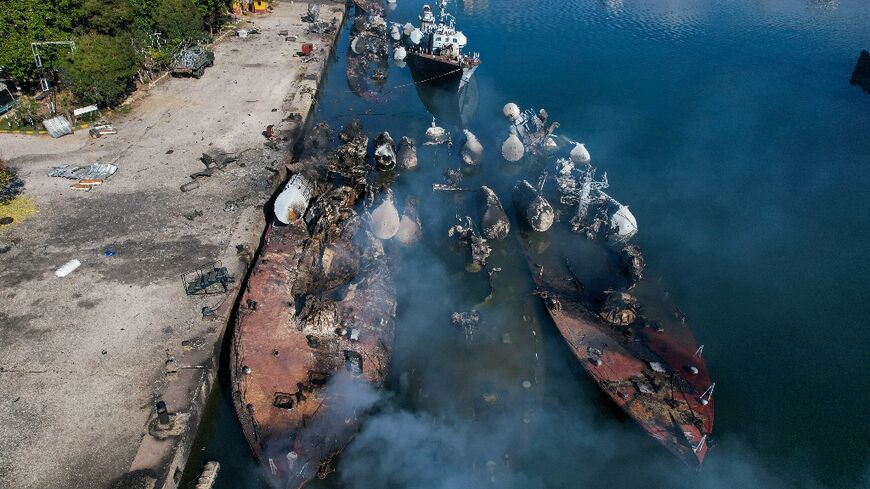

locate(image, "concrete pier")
(0, 2), (346, 487)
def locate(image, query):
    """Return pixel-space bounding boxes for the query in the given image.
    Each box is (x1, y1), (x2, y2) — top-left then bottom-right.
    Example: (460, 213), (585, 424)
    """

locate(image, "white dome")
(394, 46), (407, 61)
(503, 103), (520, 121)
(403, 23), (414, 36)
(390, 24), (401, 41)
(610, 205), (638, 240)
(501, 127), (525, 162)
(570, 142), (591, 164)
(369, 192), (400, 240)
(543, 136), (559, 154)
(461, 129), (483, 165)
(410, 28), (424, 45)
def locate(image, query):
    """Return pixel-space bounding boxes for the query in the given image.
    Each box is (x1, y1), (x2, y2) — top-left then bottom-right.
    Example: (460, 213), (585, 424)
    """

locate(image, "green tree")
(77, 0), (135, 36)
(154, 0), (204, 44)
(59, 34), (140, 107)
(192, 0), (229, 34)
(129, 0), (161, 31)
(0, 0), (80, 81)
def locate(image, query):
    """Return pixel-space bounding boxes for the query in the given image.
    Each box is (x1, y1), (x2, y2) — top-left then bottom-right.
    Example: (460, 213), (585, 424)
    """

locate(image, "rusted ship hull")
(232, 172), (397, 487)
(516, 228), (714, 466)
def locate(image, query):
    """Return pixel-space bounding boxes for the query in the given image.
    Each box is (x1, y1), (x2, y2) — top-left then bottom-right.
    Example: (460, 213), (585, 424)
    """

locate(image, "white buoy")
(501, 126), (525, 162)
(570, 142), (591, 164)
(369, 191), (400, 240)
(410, 28), (424, 45)
(55, 259), (81, 278)
(393, 46), (407, 62)
(461, 129), (484, 165)
(274, 174), (314, 224)
(502, 102), (520, 121)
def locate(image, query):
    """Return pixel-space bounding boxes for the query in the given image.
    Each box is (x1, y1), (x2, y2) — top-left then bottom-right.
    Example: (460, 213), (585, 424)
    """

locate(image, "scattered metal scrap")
(88, 120), (117, 138)
(49, 163), (117, 190)
(182, 264), (234, 296)
(451, 309), (480, 340)
(448, 215), (491, 273)
(43, 115), (72, 138)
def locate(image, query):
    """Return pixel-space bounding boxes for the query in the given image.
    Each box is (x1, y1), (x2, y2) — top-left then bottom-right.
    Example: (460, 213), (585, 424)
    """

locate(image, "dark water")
(183, 1), (870, 488)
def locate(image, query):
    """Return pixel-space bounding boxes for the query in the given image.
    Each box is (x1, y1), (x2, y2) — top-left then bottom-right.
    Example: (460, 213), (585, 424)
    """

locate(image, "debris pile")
(451, 309), (480, 340)
(448, 215), (491, 272)
(480, 186), (509, 240)
(619, 244), (645, 287)
(554, 149), (638, 242)
(501, 103), (560, 160)
(48, 163), (118, 191)
(347, 15), (389, 101)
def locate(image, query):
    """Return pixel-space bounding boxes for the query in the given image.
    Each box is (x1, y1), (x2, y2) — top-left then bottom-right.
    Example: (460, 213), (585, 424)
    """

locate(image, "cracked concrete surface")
(0, 1), (345, 487)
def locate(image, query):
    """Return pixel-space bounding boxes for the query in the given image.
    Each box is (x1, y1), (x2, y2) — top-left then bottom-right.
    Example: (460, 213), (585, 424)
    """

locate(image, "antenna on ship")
(692, 434), (707, 453)
(699, 382), (715, 405)
(694, 344), (704, 357)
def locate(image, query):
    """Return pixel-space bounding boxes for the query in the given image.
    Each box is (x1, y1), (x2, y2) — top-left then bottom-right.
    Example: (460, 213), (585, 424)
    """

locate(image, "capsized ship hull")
(231, 180), (396, 488)
(516, 228), (714, 466)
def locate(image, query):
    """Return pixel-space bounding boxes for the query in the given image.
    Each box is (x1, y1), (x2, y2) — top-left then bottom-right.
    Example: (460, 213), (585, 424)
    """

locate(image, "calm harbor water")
(183, 1), (870, 488)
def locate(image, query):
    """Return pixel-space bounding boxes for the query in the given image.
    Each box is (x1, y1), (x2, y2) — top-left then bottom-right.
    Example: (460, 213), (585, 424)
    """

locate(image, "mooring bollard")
(156, 400), (171, 426)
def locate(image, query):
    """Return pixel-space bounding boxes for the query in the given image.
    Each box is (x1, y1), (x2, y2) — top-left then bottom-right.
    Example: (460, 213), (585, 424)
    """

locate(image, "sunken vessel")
(231, 126), (397, 488)
(505, 108), (715, 466)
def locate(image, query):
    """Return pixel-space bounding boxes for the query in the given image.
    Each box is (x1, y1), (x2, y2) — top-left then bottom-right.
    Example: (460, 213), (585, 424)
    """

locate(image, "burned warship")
(231, 125), (397, 488)
(351, 0), (384, 17)
(346, 14), (389, 102)
(504, 105), (714, 466)
(402, 1), (481, 93)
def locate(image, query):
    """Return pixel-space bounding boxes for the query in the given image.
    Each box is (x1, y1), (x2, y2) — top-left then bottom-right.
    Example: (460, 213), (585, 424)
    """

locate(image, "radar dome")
(570, 143), (591, 164)
(609, 205), (638, 241)
(503, 103), (520, 120)
(501, 127), (525, 162)
(410, 28), (424, 45)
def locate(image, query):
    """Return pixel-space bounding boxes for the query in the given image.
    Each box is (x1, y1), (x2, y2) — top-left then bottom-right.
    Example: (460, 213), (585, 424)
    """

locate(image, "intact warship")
(231, 126), (397, 488)
(503, 109), (715, 465)
(402, 1), (481, 93)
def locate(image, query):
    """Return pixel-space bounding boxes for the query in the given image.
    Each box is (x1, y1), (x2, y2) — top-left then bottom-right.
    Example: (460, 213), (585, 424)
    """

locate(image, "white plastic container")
(274, 174), (314, 224)
(55, 259), (81, 277)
